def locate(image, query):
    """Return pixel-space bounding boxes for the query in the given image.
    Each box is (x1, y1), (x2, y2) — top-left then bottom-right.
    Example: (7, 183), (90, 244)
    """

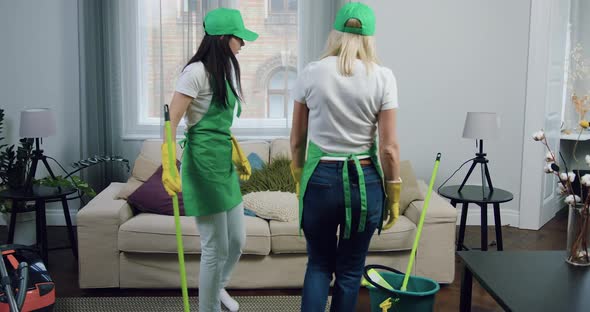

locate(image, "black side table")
(438, 185), (513, 251)
(0, 185), (78, 265)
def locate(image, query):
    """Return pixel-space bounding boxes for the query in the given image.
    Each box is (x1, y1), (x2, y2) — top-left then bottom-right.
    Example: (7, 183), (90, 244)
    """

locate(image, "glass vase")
(566, 203), (590, 266)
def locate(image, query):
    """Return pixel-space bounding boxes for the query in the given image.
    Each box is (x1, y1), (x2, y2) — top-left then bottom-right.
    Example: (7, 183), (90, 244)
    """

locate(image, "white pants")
(195, 203), (245, 312)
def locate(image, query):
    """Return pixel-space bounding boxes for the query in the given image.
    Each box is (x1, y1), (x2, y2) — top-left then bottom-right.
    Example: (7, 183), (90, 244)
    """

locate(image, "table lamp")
(20, 108), (57, 191)
(458, 112), (500, 193)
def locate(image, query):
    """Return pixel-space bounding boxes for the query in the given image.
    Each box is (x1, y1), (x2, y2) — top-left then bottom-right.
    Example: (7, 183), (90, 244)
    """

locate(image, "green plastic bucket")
(363, 265), (440, 312)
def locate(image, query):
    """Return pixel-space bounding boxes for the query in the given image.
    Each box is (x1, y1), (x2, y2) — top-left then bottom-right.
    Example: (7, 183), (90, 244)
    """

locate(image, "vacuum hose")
(0, 254), (18, 312)
(16, 262), (28, 310)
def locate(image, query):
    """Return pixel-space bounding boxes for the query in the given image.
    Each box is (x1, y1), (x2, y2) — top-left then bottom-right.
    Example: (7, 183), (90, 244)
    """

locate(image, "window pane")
(271, 0), (285, 13)
(138, 0), (299, 128)
(287, 95), (294, 120)
(269, 71), (285, 90)
(269, 95), (285, 118)
(235, 0), (298, 120)
(287, 70), (297, 88)
(141, 0), (202, 122)
(288, 0), (297, 11)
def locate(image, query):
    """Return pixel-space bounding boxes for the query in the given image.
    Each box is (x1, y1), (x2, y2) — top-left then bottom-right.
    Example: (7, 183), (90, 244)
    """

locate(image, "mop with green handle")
(164, 105), (190, 312)
(401, 152), (441, 291)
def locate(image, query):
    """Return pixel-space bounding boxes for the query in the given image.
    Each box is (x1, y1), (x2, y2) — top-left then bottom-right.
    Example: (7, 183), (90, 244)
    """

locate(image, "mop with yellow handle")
(164, 105), (190, 312)
(363, 153), (442, 312)
(400, 153), (441, 291)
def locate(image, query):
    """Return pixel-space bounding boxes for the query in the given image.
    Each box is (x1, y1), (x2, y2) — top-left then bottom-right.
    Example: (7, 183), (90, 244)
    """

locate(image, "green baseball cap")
(204, 8), (259, 41)
(333, 2), (376, 36)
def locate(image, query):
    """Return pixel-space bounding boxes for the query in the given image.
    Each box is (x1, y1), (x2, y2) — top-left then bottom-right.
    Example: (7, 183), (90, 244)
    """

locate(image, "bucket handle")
(363, 264), (404, 295)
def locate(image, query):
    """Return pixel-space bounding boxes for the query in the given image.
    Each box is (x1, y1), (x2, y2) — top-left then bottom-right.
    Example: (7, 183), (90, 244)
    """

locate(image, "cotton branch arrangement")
(533, 128), (590, 264)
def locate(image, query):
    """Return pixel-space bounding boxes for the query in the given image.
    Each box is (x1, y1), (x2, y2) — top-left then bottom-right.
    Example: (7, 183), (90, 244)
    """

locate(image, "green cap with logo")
(333, 2), (376, 36)
(204, 8), (259, 41)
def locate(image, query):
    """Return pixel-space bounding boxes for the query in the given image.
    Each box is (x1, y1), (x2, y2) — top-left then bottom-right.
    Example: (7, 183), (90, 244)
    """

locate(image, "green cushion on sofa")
(240, 156), (296, 195)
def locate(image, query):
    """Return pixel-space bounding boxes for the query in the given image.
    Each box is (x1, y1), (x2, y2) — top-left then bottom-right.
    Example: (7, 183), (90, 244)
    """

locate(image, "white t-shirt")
(292, 56), (398, 154)
(175, 61), (239, 129)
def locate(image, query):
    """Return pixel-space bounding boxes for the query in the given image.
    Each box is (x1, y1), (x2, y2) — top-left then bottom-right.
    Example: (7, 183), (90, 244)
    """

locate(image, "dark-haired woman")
(160, 8), (258, 312)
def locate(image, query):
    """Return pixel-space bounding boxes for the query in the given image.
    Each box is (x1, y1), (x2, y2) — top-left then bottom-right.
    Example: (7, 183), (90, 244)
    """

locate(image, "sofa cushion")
(131, 154), (161, 182)
(404, 180), (459, 224)
(116, 139), (182, 200)
(127, 164), (185, 216)
(269, 216), (416, 254)
(239, 141), (270, 163)
(116, 177), (143, 200)
(399, 160), (425, 215)
(247, 153), (265, 171)
(270, 138), (291, 161)
(268, 220), (305, 254)
(136, 139), (183, 164)
(367, 216), (417, 252)
(243, 191), (298, 222)
(118, 213), (271, 255)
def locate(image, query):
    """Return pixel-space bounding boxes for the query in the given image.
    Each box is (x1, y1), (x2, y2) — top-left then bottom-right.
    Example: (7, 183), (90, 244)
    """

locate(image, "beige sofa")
(77, 139), (457, 289)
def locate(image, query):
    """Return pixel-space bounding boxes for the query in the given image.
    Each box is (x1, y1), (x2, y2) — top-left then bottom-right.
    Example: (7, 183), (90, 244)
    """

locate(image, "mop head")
(362, 268), (394, 291)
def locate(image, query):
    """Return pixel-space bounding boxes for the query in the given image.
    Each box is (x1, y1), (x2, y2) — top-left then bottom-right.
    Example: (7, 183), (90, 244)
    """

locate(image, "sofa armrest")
(404, 180), (458, 224)
(403, 180), (458, 283)
(77, 182), (133, 288)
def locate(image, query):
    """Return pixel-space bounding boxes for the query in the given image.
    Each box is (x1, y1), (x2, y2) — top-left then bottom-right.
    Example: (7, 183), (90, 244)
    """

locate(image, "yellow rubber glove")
(161, 142), (181, 196)
(290, 162), (302, 198)
(231, 135), (251, 181)
(383, 179), (402, 230)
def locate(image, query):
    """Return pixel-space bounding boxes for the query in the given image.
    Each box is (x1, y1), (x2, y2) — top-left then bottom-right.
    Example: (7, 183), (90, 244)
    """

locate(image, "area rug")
(54, 296), (331, 311)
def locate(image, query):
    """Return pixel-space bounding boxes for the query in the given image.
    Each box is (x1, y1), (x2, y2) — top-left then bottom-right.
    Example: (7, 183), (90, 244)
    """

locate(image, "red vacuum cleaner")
(0, 245), (54, 312)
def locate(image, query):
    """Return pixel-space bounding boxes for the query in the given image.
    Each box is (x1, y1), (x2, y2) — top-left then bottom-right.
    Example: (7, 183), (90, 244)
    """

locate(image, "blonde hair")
(321, 18), (378, 76)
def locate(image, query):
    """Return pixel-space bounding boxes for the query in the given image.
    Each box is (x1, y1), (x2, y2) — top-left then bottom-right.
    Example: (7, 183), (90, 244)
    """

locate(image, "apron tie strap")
(298, 141), (380, 240)
(342, 154), (368, 239)
(178, 135), (188, 149)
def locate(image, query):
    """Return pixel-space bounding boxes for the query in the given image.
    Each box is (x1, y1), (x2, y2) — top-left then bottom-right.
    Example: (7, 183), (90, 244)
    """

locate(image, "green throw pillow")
(240, 156), (296, 195)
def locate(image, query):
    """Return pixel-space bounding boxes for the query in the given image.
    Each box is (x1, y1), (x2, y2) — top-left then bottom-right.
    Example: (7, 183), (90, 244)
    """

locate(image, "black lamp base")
(458, 139), (494, 193)
(23, 138), (57, 192)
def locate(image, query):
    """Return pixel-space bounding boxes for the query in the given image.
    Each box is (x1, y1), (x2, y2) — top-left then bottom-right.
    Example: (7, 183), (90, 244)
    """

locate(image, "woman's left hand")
(231, 135), (252, 180)
(383, 180), (402, 230)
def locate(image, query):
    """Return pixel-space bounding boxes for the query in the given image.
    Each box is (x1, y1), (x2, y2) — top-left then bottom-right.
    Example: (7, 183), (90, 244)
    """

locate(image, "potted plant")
(0, 109), (37, 244)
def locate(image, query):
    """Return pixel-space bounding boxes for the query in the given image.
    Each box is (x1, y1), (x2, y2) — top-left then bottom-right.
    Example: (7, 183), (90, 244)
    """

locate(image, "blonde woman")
(290, 3), (401, 311)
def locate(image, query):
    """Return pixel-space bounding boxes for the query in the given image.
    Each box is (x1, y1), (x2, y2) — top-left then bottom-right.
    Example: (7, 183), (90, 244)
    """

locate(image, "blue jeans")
(301, 162), (384, 312)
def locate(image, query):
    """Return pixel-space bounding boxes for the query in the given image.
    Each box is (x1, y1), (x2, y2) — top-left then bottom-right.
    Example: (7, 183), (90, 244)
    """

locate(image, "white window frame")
(122, 0), (297, 140)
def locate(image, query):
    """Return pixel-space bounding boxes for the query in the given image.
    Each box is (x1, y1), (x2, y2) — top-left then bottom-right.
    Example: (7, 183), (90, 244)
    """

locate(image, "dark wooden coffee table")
(458, 250), (590, 311)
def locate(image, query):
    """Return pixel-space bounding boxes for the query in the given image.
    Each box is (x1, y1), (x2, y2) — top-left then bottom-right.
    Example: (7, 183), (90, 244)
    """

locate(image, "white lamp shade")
(19, 108), (56, 138)
(462, 112), (499, 140)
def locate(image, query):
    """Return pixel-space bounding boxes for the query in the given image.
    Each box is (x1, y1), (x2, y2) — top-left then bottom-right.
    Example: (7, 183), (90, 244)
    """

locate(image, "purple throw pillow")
(127, 163), (185, 216)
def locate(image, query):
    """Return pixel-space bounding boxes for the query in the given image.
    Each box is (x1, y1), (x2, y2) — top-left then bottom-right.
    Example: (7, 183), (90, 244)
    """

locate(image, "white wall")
(365, 0), (532, 226)
(0, 0), (80, 224)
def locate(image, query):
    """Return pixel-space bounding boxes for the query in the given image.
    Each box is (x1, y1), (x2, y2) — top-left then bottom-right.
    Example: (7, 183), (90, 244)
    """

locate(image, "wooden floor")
(0, 209), (568, 312)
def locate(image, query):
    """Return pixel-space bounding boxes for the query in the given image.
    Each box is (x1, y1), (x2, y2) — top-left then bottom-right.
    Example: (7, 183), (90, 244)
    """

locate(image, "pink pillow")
(127, 163), (185, 216)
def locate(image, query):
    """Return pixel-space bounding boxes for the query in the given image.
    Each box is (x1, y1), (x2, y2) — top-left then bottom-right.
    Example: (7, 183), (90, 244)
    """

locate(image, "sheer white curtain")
(298, 0), (349, 69)
(106, 0), (225, 138)
(565, 0), (590, 124)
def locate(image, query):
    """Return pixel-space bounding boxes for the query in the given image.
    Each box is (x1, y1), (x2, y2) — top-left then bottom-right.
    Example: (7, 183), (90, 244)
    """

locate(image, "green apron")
(180, 82), (242, 217)
(299, 141), (385, 239)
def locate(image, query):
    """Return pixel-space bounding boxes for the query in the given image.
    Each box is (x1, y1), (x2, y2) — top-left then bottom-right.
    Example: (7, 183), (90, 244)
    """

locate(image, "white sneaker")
(220, 288), (239, 312)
